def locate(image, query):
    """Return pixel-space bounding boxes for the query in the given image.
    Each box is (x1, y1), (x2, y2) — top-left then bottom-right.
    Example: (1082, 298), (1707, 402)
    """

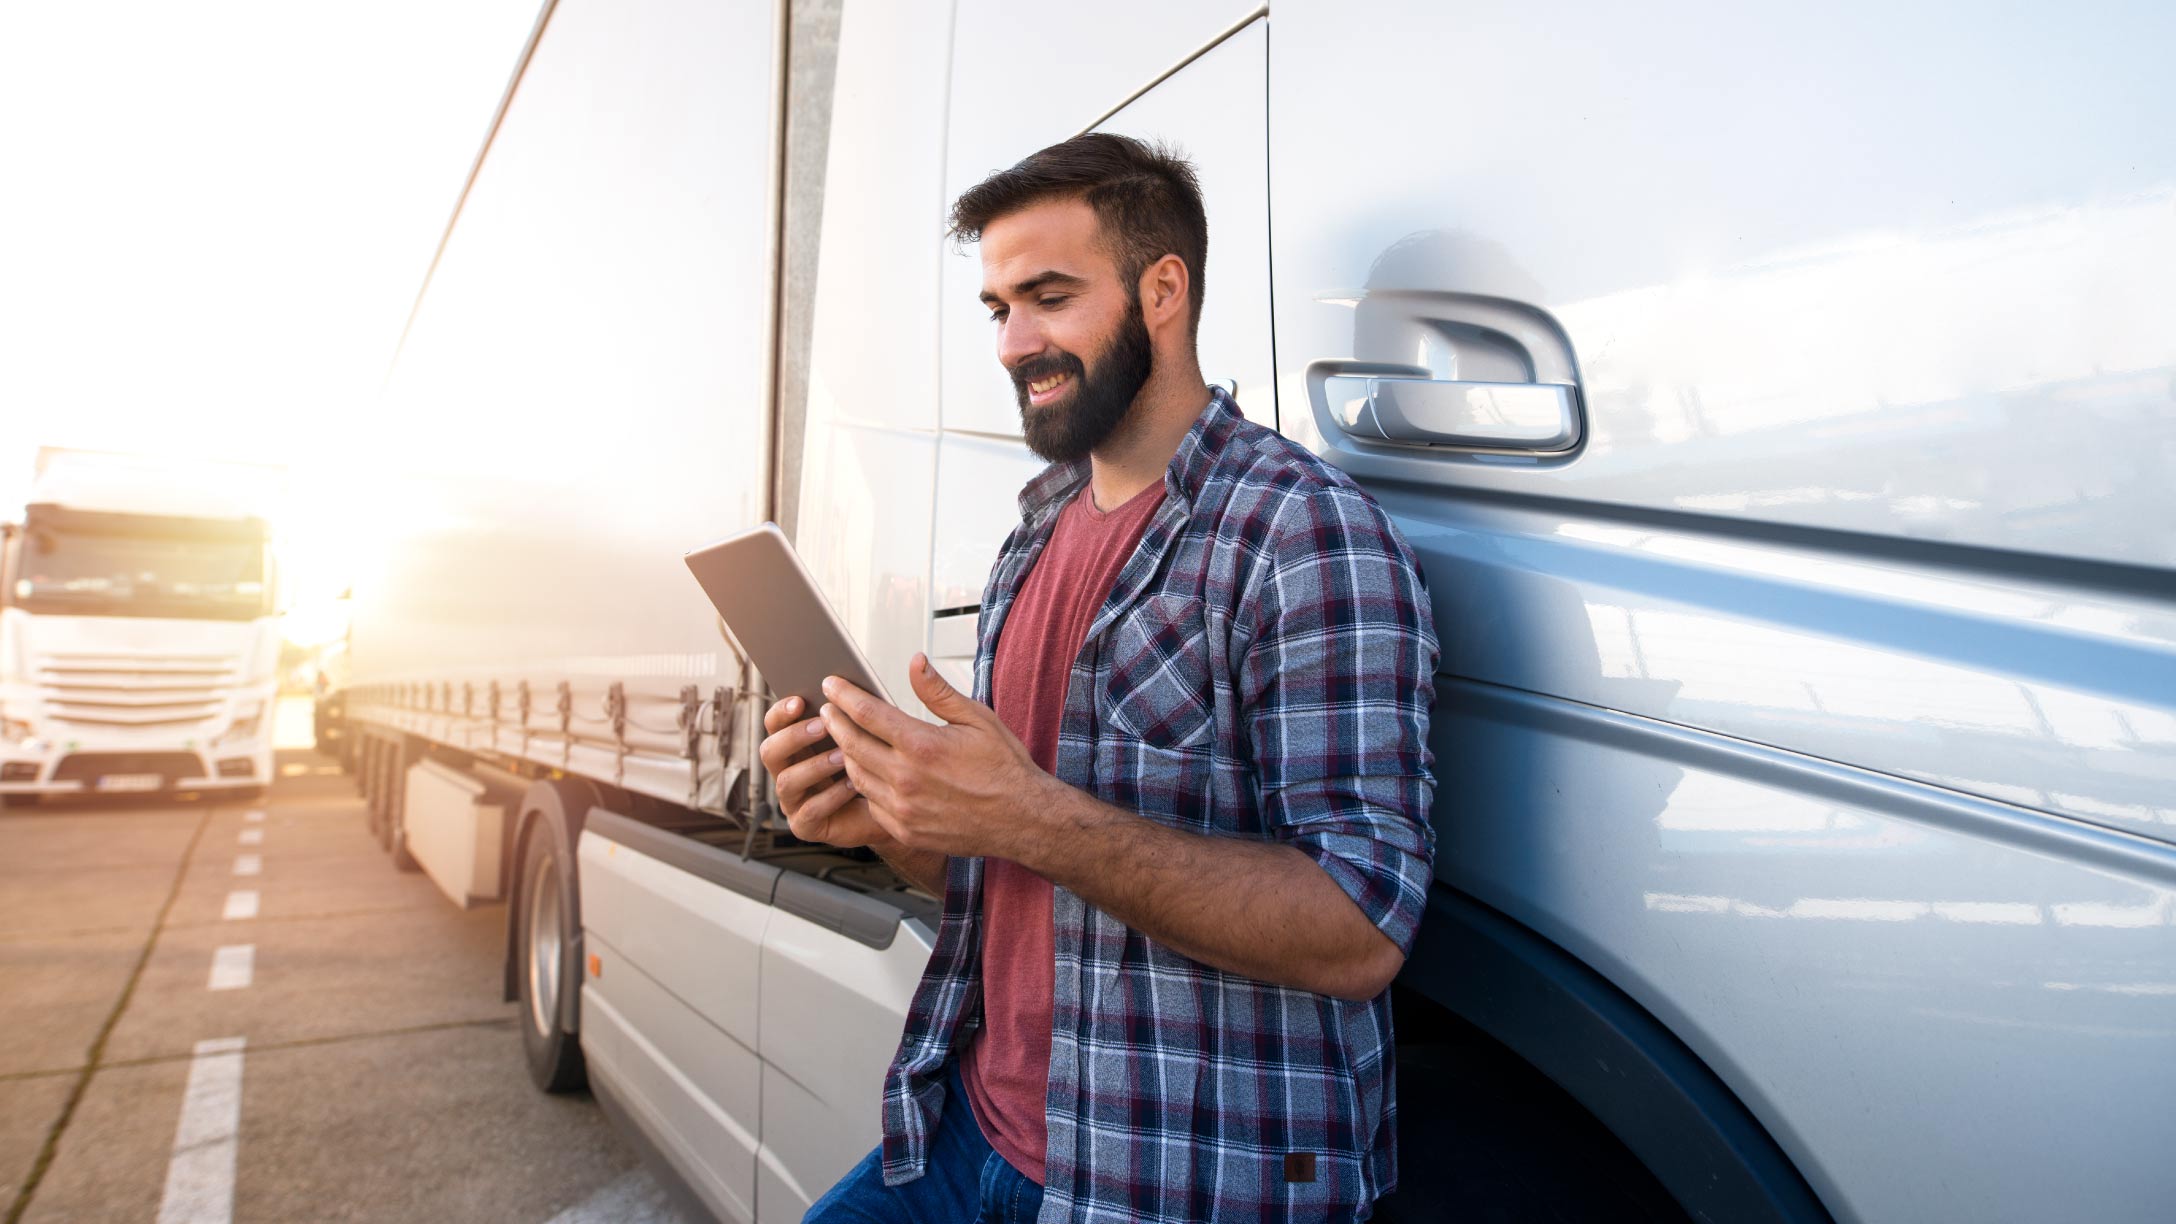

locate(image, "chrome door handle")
(1321, 373), (1581, 451)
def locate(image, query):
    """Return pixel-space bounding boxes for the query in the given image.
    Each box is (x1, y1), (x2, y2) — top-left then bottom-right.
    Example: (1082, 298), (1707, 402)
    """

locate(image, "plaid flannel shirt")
(881, 388), (1439, 1222)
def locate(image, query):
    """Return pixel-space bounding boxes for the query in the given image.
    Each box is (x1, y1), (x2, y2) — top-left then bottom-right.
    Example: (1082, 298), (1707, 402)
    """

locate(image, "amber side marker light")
(588, 954), (602, 978)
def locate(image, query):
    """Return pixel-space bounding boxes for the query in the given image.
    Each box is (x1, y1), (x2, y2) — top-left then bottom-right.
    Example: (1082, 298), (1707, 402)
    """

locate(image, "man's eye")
(1038, 296), (1069, 310)
(987, 308), (1007, 323)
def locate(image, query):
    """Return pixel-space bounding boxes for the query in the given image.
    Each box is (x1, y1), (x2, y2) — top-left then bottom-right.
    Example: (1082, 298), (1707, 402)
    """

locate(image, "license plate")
(97, 774), (163, 793)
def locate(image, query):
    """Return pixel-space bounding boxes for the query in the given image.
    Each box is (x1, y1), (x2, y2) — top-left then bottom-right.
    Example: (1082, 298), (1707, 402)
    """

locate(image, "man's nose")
(995, 313), (1046, 370)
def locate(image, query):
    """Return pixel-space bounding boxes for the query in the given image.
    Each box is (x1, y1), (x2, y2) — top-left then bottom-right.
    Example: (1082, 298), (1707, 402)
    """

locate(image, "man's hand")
(757, 693), (889, 849)
(821, 653), (1061, 860)
(815, 655), (1403, 999)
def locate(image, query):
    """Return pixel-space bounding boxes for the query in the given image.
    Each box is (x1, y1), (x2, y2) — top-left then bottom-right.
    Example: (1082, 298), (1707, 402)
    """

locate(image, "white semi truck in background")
(0, 448), (281, 807)
(325, 1), (2176, 1222)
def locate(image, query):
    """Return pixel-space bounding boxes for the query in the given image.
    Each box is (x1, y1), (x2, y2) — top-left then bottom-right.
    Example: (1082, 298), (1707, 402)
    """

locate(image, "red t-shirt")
(959, 478), (1166, 1185)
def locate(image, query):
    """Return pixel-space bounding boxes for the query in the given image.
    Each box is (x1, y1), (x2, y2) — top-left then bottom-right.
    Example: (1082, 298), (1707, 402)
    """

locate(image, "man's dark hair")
(949, 133), (1208, 338)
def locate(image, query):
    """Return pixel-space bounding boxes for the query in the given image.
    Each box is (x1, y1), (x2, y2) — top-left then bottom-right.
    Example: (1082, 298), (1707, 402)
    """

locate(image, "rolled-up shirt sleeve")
(1240, 482), (1439, 953)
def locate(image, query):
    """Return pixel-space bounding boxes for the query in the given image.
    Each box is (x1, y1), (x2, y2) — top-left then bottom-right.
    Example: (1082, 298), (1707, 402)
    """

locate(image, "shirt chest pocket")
(1100, 593), (1217, 752)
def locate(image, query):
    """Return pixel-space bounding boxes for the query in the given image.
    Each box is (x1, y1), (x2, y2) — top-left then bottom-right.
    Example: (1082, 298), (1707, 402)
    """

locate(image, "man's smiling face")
(978, 197), (1154, 463)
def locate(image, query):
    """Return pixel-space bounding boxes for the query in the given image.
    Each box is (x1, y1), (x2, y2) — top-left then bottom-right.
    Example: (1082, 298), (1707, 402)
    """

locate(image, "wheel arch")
(1398, 885), (1835, 1224)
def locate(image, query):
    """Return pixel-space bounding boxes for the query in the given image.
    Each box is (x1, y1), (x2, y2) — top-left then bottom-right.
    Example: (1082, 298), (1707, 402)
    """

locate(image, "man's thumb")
(909, 654), (971, 719)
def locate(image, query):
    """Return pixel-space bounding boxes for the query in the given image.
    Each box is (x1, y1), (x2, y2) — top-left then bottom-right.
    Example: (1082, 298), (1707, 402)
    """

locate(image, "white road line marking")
(157, 1036), (245, 1224)
(243, 809), (264, 823)
(542, 1168), (684, 1224)
(232, 855), (261, 877)
(207, 945), (254, 991)
(222, 891), (259, 921)
(237, 828), (263, 846)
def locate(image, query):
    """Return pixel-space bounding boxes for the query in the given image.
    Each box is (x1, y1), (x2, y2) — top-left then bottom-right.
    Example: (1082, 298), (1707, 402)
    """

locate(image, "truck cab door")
(1267, 4), (2176, 1223)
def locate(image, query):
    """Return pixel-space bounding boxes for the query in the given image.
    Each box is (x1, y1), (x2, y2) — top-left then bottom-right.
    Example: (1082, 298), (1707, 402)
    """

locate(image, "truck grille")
(36, 652), (238, 728)
(52, 752), (204, 785)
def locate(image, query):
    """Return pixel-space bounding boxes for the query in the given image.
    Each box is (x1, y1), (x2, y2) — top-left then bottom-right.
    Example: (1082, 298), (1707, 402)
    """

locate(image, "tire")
(376, 742), (400, 855)
(389, 797), (420, 873)
(516, 825), (587, 1093)
(384, 745), (419, 871)
(0, 794), (41, 810)
(363, 739), (387, 846)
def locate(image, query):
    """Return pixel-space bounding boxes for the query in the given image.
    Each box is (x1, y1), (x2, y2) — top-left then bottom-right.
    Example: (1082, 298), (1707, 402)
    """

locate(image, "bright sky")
(0, 0), (542, 645)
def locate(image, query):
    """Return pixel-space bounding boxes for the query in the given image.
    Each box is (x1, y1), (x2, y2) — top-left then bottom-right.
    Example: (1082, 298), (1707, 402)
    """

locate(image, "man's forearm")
(1013, 783), (1403, 1001)
(871, 836), (948, 897)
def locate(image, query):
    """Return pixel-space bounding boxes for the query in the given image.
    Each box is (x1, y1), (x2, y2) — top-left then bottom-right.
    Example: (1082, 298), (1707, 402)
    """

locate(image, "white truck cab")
(0, 449), (281, 805)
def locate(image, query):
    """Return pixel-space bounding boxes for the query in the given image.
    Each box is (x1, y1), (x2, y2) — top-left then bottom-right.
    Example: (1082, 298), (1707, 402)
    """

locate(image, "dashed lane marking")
(221, 891), (258, 921)
(541, 1167), (689, 1224)
(231, 855), (260, 877)
(2, 808), (211, 1223)
(242, 810), (264, 823)
(237, 828), (263, 846)
(207, 946), (254, 991)
(154, 1036), (245, 1224)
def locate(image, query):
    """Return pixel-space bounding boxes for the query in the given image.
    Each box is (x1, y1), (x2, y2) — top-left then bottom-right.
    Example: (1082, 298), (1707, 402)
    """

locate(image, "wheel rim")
(526, 852), (562, 1038)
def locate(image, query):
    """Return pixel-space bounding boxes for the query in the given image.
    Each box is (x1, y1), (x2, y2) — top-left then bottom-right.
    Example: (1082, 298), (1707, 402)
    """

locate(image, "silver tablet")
(683, 522), (893, 712)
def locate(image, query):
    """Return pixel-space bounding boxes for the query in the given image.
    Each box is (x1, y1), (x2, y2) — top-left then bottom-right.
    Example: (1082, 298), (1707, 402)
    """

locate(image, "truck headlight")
(218, 703), (265, 745)
(1, 716), (31, 744)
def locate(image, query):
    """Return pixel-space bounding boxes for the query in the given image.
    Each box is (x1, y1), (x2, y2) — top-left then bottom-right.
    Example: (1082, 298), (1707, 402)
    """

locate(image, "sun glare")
(0, 0), (543, 656)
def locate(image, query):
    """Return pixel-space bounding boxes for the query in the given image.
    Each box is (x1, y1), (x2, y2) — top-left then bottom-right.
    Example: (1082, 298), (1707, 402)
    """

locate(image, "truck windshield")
(9, 509), (273, 622)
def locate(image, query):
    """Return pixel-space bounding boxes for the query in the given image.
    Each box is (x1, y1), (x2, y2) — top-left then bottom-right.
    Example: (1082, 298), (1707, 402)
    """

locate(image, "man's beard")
(1010, 299), (1154, 463)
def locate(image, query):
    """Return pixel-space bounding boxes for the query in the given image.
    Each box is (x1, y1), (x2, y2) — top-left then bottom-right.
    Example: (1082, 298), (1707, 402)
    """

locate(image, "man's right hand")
(759, 694), (889, 849)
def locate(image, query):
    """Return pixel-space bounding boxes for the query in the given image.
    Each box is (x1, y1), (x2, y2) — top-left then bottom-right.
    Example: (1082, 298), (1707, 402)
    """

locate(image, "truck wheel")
(0, 794), (40, 810)
(385, 751), (419, 872)
(516, 826), (587, 1093)
(363, 739), (385, 842)
(376, 744), (400, 855)
(390, 813), (420, 873)
(366, 742), (385, 845)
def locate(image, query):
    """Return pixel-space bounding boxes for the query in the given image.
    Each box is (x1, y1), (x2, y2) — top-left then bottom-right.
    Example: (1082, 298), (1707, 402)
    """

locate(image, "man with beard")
(760, 134), (1438, 1223)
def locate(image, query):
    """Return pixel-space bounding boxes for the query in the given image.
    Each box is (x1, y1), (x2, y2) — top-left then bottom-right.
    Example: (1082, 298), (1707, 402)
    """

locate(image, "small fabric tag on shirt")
(1284, 1152), (1316, 1184)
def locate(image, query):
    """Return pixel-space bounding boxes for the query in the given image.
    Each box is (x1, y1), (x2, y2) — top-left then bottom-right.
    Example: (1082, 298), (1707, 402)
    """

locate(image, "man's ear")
(1138, 253), (1191, 333)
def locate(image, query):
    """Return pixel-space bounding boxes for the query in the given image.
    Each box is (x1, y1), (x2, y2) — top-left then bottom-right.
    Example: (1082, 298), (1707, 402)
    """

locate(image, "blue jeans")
(804, 1061), (1045, 1224)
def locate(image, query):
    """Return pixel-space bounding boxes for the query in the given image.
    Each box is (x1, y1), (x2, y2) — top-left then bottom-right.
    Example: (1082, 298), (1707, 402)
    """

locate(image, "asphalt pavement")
(0, 741), (691, 1224)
